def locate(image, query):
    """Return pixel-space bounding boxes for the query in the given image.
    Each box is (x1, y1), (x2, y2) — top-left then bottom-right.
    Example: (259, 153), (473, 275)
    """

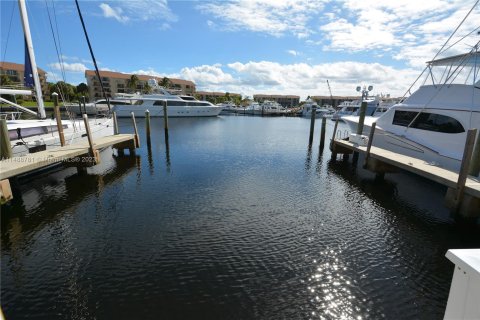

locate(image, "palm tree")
(127, 74), (139, 92)
(160, 77), (171, 89)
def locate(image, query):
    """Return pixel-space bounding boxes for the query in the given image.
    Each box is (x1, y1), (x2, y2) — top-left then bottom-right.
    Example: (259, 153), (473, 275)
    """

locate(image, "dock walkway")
(333, 139), (480, 199)
(0, 134), (135, 180)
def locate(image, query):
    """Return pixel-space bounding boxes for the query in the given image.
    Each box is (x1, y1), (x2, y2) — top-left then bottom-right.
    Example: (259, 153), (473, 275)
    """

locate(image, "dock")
(330, 138), (480, 218)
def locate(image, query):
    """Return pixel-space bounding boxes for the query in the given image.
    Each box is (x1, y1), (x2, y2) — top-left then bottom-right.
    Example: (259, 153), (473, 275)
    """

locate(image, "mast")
(18, 0), (46, 119)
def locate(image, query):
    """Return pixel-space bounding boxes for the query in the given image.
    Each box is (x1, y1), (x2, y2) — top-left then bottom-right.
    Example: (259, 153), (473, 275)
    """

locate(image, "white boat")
(258, 100), (285, 116)
(217, 101), (238, 114)
(301, 98), (332, 118)
(1, 0), (113, 158)
(112, 80), (222, 117)
(243, 101), (261, 115)
(342, 50), (480, 173)
(331, 96), (381, 121)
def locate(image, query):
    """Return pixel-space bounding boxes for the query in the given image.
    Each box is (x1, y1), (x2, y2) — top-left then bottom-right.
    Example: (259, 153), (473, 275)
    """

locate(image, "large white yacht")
(342, 49), (480, 173)
(112, 79), (222, 117)
(331, 96), (381, 121)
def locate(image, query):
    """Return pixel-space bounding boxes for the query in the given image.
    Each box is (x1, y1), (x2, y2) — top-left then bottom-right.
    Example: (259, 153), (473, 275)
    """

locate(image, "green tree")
(127, 74), (139, 92)
(0, 74), (12, 86)
(160, 77), (171, 88)
(143, 82), (152, 94)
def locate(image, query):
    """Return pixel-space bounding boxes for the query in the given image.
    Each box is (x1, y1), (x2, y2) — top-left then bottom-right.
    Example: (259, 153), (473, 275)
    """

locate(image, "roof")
(253, 94), (300, 99)
(196, 91), (241, 96)
(427, 51), (480, 66)
(0, 61), (46, 74)
(85, 70), (195, 86)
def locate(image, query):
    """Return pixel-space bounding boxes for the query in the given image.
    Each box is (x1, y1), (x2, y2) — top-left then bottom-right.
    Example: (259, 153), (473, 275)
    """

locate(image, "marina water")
(1, 116), (479, 319)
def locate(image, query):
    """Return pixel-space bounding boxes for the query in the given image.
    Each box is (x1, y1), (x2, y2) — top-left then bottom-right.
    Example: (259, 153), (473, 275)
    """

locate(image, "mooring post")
(163, 100), (169, 140)
(319, 116), (327, 152)
(363, 122), (376, 168)
(330, 117), (340, 158)
(308, 106), (316, 146)
(145, 109), (151, 143)
(468, 129), (480, 177)
(113, 111), (119, 135)
(82, 114), (100, 164)
(0, 119), (12, 159)
(52, 92), (65, 147)
(454, 128), (477, 212)
(353, 101), (368, 163)
(81, 96), (86, 115)
(131, 112), (140, 148)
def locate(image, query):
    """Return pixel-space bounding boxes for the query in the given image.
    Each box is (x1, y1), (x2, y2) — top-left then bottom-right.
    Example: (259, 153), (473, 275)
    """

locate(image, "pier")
(329, 130), (480, 218)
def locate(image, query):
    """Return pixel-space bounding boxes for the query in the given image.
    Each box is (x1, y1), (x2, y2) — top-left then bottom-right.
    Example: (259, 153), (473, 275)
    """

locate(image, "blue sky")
(1, 0), (478, 99)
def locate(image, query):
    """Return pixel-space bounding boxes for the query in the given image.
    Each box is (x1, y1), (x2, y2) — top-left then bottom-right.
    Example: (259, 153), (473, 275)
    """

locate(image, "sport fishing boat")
(1, 0), (113, 158)
(112, 79), (222, 117)
(342, 48), (480, 173)
(258, 100), (285, 116)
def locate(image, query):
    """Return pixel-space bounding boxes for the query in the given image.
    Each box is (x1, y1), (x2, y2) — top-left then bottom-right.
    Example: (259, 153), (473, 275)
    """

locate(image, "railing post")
(52, 92), (65, 146)
(0, 119), (12, 159)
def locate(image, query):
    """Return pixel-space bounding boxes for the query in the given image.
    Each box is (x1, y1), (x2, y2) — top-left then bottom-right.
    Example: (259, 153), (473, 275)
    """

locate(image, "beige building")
(253, 94), (300, 107)
(311, 95), (360, 108)
(0, 61), (49, 99)
(85, 70), (196, 101)
(196, 91), (241, 102)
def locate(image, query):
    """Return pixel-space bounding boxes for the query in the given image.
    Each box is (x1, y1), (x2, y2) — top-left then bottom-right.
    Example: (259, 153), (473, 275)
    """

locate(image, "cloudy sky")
(1, 0), (478, 99)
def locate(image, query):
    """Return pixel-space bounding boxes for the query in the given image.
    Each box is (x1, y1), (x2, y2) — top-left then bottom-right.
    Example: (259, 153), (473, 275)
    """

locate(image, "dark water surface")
(2, 116), (479, 319)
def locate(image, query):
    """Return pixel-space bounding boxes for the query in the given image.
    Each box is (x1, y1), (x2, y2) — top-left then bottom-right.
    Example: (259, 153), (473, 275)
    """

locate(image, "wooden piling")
(319, 116), (327, 151)
(81, 96), (86, 115)
(454, 129), (477, 212)
(163, 100), (169, 140)
(468, 129), (480, 177)
(52, 93), (65, 147)
(363, 122), (376, 168)
(353, 101), (368, 163)
(0, 179), (13, 204)
(82, 114), (100, 165)
(309, 106), (316, 146)
(145, 109), (151, 143)
(0, 119), (12, 159)
(113, 111), (119, 135)
(330, 117), (340, 152)
(131, 112), (140, 148)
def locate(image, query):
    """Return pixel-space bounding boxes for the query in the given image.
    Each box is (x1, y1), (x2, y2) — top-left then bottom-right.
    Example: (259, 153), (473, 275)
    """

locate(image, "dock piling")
(82, 114), (100, 165)
(330, 117), (340, 159)
(468, 130), (480, 177)
(0, 119), (12, 159)
(0, 179), (13, 204)
(353, 101), (368, 163)
(453, 128), (477, 212)
(308, 106), (316, 147)
(363, 122), (377, 168)
(163, 100), (169, 140)
(319, 116), (327, 152)
(113, 111), (119, 135)
(81, 96), (86, 115)
(145, 110), (151, 143)
(52, 92), (65, 147)
(131, 112), (140, 149)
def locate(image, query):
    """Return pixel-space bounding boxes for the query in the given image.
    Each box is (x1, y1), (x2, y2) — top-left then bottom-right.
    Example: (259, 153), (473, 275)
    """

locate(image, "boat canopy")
(427, 51), (480, 66)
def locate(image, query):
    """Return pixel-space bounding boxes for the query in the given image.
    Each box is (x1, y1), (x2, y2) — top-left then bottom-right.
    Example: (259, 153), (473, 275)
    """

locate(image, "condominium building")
(311, 95), (360, 108)
(196, 91), (241, 102)
(0, 61), (49, 99)
(253, 94), (300, 107)
(85, 70), (195, 101)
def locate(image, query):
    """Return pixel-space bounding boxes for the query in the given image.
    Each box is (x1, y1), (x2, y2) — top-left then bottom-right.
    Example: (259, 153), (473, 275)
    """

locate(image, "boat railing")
(0, 111), (23, 120)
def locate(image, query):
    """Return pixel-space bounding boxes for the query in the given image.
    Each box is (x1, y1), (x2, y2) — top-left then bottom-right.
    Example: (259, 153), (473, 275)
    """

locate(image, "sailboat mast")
(18, 0), (46, 119)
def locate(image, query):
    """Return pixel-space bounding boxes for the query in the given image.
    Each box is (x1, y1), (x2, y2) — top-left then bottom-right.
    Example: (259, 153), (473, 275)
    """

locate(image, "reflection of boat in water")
(112, 79), (222, 118)
(342, 50), (480, 173)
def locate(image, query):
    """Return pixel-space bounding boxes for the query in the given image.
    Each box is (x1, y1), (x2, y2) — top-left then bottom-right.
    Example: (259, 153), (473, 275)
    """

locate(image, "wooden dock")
(330, 135), (480, 218)
(0, 134), (136, 180)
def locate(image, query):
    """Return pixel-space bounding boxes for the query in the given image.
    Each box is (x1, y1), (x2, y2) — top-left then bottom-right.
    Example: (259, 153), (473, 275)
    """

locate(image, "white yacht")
(1, 0), (113, 158)
(112, 80), (222, 117)
(331, 96), (381, 121)
(301, 98), (332, 118)
(342, 50), (480, 173)
(217, 101), (238, 114)
(243, 101), (261, 115)
(258, 100), (285, 116)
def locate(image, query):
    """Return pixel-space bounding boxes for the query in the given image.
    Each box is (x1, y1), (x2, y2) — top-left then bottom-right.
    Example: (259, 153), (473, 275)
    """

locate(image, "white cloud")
(196, 0), (326, 38)
(99, 3), (129, 23)
(49, 62), (88, 73)
(99, 0), (177, 24)
(287, 50), (300, 56)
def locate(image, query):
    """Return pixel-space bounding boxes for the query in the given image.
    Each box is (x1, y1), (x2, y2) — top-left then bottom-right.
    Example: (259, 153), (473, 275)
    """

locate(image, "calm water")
(1, 115), (479, 319)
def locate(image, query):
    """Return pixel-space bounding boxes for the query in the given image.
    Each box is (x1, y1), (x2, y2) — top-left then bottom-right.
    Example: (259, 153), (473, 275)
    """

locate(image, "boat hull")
(113, 105), (223, 117)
